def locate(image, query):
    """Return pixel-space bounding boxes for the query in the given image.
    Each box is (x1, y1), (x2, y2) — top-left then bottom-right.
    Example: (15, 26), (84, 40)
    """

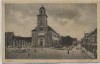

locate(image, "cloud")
(5, 9), (37, 37)
(5, 3), (97, 40)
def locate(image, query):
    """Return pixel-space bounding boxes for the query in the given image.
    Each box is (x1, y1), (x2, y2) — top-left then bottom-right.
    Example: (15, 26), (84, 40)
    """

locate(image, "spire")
(39, 5), (46, 15)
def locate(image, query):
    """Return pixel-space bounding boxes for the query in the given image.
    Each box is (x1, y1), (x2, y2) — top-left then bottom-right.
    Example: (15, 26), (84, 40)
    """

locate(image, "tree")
(61, 36), (75, 47)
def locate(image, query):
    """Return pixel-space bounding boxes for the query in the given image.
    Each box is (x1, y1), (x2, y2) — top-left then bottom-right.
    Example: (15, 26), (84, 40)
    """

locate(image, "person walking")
(28, 52), (30, 57)
(68, 49), (70, 54)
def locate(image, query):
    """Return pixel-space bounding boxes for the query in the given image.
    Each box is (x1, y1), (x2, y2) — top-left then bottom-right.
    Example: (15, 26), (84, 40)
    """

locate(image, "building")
(32, 6), (61, 47)
(5, 32), (14, 48)
(12, 36), (31, 48)
(5, 32), (31, 48)
(81, 28), (97, 58)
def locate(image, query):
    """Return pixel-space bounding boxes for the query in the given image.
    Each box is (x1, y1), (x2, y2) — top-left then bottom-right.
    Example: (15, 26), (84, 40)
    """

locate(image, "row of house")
(81, 28), (97, 58)
(5, 31), (77, 49)
(5, 32), (31, 48)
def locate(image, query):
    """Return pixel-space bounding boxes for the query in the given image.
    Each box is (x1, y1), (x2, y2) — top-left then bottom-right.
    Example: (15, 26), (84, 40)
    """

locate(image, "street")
(6, 44), (91, 59)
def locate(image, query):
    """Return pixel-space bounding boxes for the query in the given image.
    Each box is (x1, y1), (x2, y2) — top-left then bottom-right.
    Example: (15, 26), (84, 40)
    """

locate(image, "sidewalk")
(70, 44), (93, 59)
(82, 47), (95, 59)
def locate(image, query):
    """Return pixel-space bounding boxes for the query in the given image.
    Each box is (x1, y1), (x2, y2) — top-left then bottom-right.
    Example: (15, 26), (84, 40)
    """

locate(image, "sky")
(5, 3), (97, 40)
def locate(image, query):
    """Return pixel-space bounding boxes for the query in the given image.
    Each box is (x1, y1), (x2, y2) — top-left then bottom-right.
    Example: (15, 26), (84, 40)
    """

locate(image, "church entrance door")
(40, 40), (43, 46)
(39, 38), (44, 47)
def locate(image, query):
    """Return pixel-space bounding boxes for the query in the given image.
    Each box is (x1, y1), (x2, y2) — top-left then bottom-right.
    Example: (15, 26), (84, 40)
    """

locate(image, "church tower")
(34, 6), (48, 47)
(37, 5), (48, 27)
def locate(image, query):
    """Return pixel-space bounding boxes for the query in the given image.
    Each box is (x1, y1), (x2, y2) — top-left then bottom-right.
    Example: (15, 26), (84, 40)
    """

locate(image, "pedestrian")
(68, 49), (69, 54)
(28, 53), (30, 57)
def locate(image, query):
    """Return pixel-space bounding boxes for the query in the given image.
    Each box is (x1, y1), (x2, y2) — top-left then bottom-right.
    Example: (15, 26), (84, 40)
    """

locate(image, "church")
(32, 6), (61, 47)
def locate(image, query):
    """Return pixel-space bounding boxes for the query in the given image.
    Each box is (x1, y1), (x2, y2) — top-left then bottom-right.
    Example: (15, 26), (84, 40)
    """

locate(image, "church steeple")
(37, 5), (48, 27)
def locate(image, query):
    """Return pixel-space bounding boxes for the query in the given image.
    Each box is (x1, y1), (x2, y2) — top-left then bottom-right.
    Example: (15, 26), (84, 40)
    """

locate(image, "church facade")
(32, 6), (61, 47)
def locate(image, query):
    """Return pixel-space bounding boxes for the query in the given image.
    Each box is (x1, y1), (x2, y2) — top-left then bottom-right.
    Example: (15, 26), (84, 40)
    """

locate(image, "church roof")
(48, 26), (59, 34)
(32, 26), (59, 35)
(32, 29), (36, 31)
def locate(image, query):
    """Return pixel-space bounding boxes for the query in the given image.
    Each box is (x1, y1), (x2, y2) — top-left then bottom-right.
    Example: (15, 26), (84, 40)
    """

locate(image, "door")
(39, 38), (44, 46)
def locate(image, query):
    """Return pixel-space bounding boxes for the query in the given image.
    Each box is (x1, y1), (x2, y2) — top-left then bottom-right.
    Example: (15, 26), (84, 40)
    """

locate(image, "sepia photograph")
(4, 3), (97, 59)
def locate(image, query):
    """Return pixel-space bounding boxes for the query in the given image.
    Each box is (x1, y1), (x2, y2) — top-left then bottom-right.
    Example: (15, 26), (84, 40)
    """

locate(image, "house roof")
(91, 28), (97, 35)
(14, 36), (31, 40)
(5, 32), (14, 35)
(88, 28), (97, 37)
